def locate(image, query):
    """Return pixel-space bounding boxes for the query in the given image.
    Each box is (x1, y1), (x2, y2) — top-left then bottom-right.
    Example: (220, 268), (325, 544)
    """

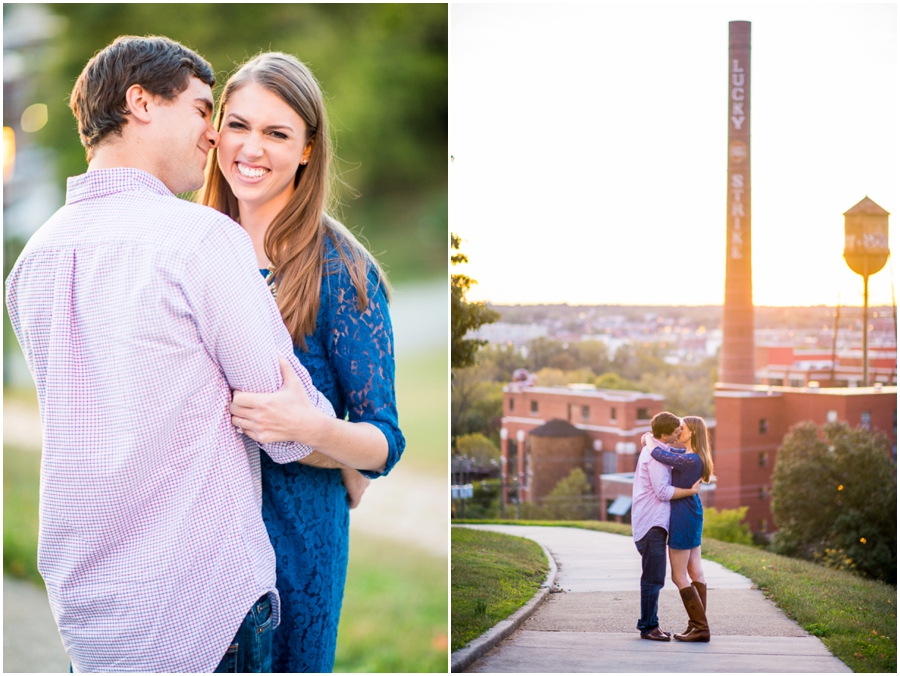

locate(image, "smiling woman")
(199, 52), (404, 673)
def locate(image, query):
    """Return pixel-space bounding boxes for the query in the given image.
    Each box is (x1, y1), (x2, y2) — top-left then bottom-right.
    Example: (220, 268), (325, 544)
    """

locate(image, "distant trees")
(451, 234), (499, 369)
(538, 468), (594, 521)
(771, 422), (897, 585)
(455, 433), (500, 466)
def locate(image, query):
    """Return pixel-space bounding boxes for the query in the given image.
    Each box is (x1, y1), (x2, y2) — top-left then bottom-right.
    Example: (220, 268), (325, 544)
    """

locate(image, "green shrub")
(703, 506), (753, 545)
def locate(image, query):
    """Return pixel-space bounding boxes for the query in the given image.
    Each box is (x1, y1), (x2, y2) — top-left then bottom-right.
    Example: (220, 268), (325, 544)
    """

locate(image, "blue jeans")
(214, 595), (274, 673)
(67, 596), (273, 673)
(634, 526), (667, 634)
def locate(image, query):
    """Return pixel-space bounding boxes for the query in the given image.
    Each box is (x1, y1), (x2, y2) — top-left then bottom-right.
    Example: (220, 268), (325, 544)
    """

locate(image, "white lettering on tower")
(730, 59), (746, 130)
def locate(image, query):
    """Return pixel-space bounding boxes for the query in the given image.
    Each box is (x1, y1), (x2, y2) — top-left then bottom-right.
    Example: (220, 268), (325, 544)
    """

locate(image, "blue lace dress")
(650, 447), (703, 550)
(259, 234), (405, 673)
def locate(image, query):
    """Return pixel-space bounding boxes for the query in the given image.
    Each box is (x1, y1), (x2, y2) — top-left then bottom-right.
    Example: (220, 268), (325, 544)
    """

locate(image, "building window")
(826, 410), (837, 423)
(758, 452), (767, 468)
(759, 418), (768, 434)
(861, 411), (871, 431)
(602, 451), (617, 474)
(758, 485), (767, 501)
(509, 398), (514, 412)
(769, 378), (783, 386)
(759, 519), (768, 533)
(637, 407), (651, 420)
(582, 405), (590, 421)
(530, 400), (538, 414)
(610, 407), (617, 421)
(790, 378), (803, 387)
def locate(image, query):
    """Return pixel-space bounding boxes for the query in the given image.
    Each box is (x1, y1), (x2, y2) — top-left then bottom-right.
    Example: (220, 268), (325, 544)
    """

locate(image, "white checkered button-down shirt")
(5, 168), (335, 673)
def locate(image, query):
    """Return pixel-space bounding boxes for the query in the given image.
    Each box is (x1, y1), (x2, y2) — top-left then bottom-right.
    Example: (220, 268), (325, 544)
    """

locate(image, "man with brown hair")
(6, 36), (334, 672)
(631, 411), (700, 641)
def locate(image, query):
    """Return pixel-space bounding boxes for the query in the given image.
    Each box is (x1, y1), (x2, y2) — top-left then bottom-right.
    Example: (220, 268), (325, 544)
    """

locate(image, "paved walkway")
(458, 525), (850, 673)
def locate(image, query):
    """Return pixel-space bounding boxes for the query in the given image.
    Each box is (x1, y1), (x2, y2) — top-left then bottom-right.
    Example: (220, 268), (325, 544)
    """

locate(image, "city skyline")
(451, 3), (898, 307)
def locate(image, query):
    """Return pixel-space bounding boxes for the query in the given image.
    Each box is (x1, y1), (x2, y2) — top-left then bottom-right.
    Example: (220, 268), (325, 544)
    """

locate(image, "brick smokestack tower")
(720, 20), (755, 384)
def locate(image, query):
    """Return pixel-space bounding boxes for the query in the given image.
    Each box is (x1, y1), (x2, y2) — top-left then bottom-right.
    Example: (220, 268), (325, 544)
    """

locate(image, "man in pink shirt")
(631, 412), (701, 641)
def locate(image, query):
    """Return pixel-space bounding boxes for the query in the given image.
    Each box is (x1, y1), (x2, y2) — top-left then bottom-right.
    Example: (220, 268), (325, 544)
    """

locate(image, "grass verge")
(451, 526), (548, 652)
(701, 538), (896, 673)
(336, 533), (447, 672)
(453, 519), (896, 673)
(395, 348), (448, 476)
(3, 444), (43, 586)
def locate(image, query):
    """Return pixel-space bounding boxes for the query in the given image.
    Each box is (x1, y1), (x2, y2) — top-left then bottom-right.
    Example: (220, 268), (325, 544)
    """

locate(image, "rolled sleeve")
(647, 448), (675, 502)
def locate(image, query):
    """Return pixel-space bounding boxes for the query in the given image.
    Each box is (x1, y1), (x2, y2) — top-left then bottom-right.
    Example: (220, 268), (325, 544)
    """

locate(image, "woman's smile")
(234, 161), (270, 182)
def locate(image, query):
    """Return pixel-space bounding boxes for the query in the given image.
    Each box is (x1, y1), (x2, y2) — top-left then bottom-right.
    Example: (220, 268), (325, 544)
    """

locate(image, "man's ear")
(124, 84), (154, 124)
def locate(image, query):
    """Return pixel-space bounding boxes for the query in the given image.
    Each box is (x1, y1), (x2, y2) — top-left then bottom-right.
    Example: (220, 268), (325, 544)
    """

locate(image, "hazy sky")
(451, 3), (898, 307)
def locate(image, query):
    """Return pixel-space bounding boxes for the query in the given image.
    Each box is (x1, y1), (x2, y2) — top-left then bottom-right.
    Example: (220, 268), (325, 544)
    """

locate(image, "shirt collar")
(66, 168), (174, 205)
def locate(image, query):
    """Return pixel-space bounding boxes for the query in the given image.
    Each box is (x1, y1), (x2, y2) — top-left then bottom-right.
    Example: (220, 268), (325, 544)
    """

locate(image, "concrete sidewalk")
(457, 525), (850, 673)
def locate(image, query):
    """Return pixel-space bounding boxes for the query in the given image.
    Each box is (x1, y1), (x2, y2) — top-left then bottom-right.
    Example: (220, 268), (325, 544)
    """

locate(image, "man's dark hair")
(651, 411), (681, 439)
(69, 35), (215, 158)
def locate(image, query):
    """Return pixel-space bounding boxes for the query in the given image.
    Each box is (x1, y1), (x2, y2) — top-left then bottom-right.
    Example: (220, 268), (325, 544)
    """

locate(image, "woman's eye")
(227, 122), (246, 130)
(270, 131), (288, 140)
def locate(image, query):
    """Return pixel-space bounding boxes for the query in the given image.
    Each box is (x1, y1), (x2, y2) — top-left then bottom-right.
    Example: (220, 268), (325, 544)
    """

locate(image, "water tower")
(843, 197), (890, 386)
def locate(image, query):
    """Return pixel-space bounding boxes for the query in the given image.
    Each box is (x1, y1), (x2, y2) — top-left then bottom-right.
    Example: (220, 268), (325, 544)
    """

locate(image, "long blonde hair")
(684, 416), (714, 482)
(199, 52), (389, 349)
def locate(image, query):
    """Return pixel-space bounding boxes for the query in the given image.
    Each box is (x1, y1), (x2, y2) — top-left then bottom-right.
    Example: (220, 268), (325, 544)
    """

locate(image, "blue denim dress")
(650, 447), (703, 550)
(259, 234), (404, 672)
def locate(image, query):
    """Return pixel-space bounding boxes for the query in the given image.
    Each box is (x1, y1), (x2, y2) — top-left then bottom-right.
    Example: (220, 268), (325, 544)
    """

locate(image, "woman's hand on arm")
(671, 478), (703, 500)
(341, 468), (371, 509)
(231, 357), (389, 472)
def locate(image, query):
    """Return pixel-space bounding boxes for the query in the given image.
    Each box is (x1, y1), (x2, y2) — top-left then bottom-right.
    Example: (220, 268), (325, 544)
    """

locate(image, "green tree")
(594, 371), (642, 391)
(702, 506), (753, 545)
(455, 433), (500, 466)
(450, 361), (503, 442)
(540, 468), (594, 520)
(533, 367), (596, 388)
(771, 421), (897, 584)
(478, 343), (527, 382)
(451, 233), (499, 369)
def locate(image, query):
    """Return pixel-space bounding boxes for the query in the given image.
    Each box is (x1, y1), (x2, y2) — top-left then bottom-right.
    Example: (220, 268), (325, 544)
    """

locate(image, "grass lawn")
(395, 347), (448, 476)
(701, 538), (897, 673)
(335, 533), (447, 672)
(450, 526), (548, 652)
(453, 520), (896, 673)
(3, 444), (43, 587)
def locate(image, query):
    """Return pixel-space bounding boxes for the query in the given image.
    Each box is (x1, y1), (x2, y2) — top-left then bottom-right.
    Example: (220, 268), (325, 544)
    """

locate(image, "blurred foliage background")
(8, 2), (447, 282)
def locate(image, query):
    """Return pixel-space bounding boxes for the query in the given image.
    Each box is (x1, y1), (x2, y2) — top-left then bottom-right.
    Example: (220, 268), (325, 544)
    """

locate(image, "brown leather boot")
(678, 581), (708, 635)
(674, 585), (710, 642)
(692, 580), (707, 610)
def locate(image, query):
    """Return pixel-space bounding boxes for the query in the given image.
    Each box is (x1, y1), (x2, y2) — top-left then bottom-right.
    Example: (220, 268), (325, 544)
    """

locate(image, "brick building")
(713, 383), (897, 534)
(498, 380), (896, 536)
(499, 384), (666, 506)
(526, 419), (589, 505)
(756, 344), (896, 388)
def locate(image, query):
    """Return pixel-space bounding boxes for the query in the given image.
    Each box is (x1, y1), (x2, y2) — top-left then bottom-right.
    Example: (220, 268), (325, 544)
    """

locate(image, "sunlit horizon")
(451, 3), (898, 308)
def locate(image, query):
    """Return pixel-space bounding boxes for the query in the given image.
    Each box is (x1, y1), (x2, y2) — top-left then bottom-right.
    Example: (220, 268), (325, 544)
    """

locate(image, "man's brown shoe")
(640, 627), (671, 641)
